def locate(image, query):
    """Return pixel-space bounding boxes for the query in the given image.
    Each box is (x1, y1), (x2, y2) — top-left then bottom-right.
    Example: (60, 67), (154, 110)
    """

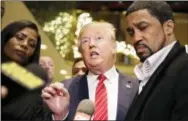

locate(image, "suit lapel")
(68, 75), (89, 120)
(78, 74), (89, 102)
(116, 73), (134, 120)
(126, 42), (184, 120)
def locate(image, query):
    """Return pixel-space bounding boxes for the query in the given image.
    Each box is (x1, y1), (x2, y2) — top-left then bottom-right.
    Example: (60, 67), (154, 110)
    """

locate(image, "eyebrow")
(135, 21), (148, 27)
(80, 37), (90, 39)
(126, 21), (148, 31)
(17, 32), (27, 38)
(19, 32), (37, 42)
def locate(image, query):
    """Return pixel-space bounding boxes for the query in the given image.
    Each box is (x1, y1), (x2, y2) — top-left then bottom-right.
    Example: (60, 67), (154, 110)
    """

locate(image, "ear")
(163, 20), (174, 36)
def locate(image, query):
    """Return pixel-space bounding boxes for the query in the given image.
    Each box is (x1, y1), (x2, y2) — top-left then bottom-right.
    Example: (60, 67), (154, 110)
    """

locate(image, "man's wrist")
(52, 111), (69, 120)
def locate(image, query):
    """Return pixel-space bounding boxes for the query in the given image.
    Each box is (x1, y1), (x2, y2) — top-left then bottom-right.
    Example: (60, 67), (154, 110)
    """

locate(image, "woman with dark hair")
(1, 20), (44, 120)
(1, 20), (41, 66)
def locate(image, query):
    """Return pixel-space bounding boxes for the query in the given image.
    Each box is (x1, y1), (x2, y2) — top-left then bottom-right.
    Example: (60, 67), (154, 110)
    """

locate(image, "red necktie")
(93, 74), (108, 120)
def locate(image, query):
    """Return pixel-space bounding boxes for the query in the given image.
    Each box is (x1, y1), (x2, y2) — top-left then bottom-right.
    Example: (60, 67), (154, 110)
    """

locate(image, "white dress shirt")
(87, 65), (119, 120)
(134, 41), (176, 94)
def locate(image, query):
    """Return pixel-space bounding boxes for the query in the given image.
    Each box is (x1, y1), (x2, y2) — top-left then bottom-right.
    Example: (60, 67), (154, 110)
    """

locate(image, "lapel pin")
(126, 81), (132, 88)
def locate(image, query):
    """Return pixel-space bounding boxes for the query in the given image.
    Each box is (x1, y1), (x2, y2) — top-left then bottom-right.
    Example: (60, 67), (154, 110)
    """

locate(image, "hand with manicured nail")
(41, 82), (70, 120)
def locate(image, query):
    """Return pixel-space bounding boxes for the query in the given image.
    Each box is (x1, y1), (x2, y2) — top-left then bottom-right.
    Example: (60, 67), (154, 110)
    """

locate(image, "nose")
(89, 38), (96, 48)
(20, 39), (28, 49)
(44, 64), (51, 70)
(45, 65), (50, 70)
(132, 30), (143, 44)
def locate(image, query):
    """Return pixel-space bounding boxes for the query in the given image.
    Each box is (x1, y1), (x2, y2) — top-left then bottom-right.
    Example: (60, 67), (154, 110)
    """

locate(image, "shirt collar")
(134, 41), (176, 81)
(147, 41), (176, 72)
(87, 65), (117, 84)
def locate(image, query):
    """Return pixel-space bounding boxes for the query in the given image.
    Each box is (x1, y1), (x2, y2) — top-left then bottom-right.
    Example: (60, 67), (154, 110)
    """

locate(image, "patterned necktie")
(93, 74), (108, 120)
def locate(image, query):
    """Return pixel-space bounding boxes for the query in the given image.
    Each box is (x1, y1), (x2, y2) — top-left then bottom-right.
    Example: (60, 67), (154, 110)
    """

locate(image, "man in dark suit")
(42, 22), (139, 120)
(124, 1), (188, 120)
(71, 57), (87, 77)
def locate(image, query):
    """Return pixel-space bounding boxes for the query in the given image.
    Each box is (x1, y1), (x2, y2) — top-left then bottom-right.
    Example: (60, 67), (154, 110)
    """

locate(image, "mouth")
(135, 45), (146, 53)
(90, 51), (99, 59)
(15, 50), (26, 57)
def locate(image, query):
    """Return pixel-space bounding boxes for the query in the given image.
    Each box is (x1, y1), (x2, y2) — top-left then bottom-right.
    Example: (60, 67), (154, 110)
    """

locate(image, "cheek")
(26, 49), (35, 58)
(153, 31), (165, 49)
(40, 65), (45, 68)
(145, 29), (164, 51)
(51, 68), (54, 72)
(81, 47), (89, 56)
(102, 44), (115, 55)
(4, 40), (15, 56)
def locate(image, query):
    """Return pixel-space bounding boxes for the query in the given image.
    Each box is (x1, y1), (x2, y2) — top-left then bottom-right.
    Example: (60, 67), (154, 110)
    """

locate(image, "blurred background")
(1, 1), (188, 82)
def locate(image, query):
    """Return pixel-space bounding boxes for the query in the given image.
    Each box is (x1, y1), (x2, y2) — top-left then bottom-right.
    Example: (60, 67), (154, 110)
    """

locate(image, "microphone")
(1, 62), (48, 105)
(1, 62), (49, 120)
(2, 62), (47, 90)
(26, 63), (49, 84)
(74, 99), (95, 120)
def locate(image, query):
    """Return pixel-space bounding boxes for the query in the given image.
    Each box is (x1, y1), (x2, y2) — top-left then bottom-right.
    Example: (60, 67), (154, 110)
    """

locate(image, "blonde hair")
(77, 21), (116, 49)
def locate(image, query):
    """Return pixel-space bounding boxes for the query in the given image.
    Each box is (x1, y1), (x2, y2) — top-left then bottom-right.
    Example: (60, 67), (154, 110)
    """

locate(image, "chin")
(88, 61), (101, 68)
(89, 63), (99, 67)
(137, 50), (153, 62)
(139, 54), (151, 62)
(139, 57), (147, 63)
(13, 58), (22, 64)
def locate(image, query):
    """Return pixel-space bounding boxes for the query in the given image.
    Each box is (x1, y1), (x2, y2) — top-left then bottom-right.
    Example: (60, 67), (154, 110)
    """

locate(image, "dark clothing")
(125, 42), (188, 120)
(1, 72), (48, 121)
(1, 20), (42, 121)
(1, 63), (49, 121)
(29, 72), (138, 121)
(1, 72), (50, 121)
(1, 70), (138, 121)
(61, 72), (138, 120)
(63, 76), (78, 89)
(2, 88), (42, 120)
(1, 73), (32, 107)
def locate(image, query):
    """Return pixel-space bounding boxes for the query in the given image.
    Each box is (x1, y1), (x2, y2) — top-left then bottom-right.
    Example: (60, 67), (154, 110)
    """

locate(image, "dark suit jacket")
(1, 72), (44, 121)
(62, 72), (139, 120)
(1, 72), (138, 121)
(2, 88), (43, 121)
(125, 42), (188, 121)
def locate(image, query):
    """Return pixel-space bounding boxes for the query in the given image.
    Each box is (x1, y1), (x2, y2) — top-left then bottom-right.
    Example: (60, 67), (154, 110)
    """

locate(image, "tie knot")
(98, 74), (106, 83)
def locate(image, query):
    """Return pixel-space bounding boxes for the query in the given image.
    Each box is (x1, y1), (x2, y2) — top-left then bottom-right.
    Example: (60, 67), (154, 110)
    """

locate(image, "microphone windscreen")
(76, 99), (95, 116)
(26, 63), (49, 82)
